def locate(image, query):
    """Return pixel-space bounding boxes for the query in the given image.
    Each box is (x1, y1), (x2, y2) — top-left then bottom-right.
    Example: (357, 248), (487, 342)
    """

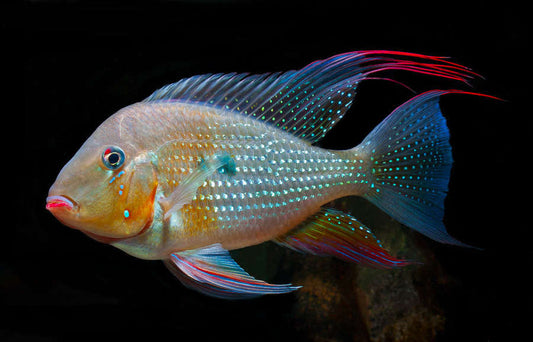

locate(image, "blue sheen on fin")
(144, 51), (478, 143)
(360, 90), (476, 247)
(166, 244), (300, 299)
(274, 208), (411, 269)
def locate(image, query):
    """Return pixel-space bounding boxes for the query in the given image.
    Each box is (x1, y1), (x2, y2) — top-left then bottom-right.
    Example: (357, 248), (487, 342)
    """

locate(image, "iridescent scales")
(151, 104), (372, 250)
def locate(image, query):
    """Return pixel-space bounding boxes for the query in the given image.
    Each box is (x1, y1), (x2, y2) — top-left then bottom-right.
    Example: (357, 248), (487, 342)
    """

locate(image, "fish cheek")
(105, 162), (158, 238)
(119, 162), (158, 237)
(81, 162), (158, 239)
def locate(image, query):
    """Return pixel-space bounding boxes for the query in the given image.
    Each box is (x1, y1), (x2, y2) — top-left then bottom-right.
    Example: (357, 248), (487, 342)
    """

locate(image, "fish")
(46, 50), (485, 299)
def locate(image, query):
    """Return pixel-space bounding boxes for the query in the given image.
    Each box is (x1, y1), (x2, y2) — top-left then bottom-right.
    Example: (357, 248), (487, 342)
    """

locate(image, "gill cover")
(92, 159), (158, 238)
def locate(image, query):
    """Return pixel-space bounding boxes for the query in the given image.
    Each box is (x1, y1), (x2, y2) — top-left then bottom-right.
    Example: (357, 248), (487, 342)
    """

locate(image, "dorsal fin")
(145, 50), (478, 143)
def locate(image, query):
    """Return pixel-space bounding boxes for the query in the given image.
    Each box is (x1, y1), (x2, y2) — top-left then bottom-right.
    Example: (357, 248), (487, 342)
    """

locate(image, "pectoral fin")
(274, 208), (412, 269)
(159, 154), (235, 220)
(165, 244), (300, 299)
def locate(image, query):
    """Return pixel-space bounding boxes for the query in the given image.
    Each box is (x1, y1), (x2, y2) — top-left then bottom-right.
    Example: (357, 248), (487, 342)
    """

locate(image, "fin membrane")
(359, 90), (478, 247)
(159, 154), (234, 220)
(145, 50), (478, 144)
(274, 208), (410, 269)
(166, 244), (300, 299)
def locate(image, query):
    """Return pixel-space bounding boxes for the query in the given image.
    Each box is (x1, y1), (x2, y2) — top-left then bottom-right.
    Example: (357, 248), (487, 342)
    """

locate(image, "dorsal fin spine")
(144, 51), (479, 143)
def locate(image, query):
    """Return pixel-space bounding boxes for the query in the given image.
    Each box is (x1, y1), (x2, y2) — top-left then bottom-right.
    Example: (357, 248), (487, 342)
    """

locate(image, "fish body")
(100, 101), (368, 259)
(46, 51), (483, 299)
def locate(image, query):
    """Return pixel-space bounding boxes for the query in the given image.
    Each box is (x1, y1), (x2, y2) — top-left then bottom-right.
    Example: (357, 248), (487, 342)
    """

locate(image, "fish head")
(46, 111), (158, 241)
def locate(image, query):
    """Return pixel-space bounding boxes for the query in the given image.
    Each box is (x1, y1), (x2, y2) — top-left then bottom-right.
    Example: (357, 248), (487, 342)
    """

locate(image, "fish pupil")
(108, 152), (120, 165)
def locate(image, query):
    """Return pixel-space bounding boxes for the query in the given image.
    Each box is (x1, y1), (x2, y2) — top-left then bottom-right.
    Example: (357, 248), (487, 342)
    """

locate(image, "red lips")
(46, 195), (75, 210)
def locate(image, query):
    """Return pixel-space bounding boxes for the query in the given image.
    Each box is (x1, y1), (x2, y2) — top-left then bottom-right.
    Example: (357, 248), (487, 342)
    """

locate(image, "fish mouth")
(46, 195), (77, 211)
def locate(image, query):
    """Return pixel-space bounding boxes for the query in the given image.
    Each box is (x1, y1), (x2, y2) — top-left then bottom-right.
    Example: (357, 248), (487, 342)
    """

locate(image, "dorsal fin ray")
(144, 50), (478, 143)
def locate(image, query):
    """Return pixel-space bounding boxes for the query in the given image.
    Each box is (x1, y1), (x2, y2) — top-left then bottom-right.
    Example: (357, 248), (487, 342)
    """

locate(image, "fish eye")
(102, 146), (125, 170)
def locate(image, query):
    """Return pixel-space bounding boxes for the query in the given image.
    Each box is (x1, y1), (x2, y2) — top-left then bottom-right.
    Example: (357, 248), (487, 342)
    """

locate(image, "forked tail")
(357, 90), (492, 247)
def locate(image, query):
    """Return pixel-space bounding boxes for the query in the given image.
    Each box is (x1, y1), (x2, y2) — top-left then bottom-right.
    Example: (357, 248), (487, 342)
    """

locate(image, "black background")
(8, 0), (531, 341)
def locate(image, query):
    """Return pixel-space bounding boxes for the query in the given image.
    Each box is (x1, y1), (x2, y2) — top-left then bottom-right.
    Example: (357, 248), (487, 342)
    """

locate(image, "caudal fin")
(358, 90), (483, 247)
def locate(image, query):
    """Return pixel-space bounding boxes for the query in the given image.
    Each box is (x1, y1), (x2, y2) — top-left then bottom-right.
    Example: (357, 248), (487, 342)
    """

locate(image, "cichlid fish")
(47, 50), (482, 299)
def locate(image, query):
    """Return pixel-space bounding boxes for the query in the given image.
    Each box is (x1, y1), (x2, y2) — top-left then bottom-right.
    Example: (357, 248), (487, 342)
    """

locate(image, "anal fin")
(274, 208), (411, 269)
(166, 244), (300, 299)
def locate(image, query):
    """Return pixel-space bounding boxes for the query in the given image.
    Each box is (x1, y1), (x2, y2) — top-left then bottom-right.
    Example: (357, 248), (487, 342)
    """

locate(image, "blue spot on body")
(124, 210), (130, 218)
(217, 154), (237, 176)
